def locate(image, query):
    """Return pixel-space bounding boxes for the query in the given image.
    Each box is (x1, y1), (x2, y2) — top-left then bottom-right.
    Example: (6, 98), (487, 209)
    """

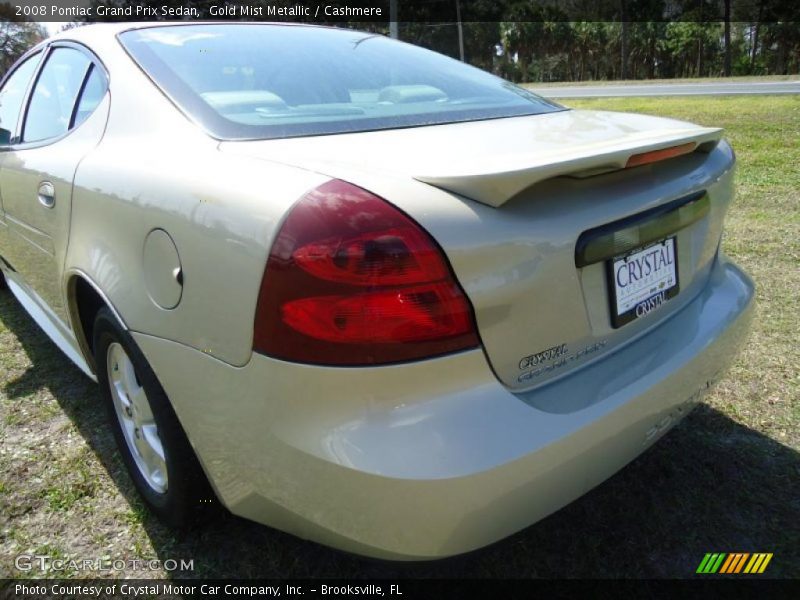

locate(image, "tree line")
(421, 20), (799, 82)
(1, 0), (797, 82)
(0, 4), (46, 76)
(394, 1), (798, 81)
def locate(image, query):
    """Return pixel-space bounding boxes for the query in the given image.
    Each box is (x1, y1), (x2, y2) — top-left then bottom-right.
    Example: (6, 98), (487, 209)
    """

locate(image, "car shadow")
(1, 292), (798, 579)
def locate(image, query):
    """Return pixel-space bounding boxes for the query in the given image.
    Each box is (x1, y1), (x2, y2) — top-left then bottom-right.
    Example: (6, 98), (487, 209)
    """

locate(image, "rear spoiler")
(414, 126), (723, 208)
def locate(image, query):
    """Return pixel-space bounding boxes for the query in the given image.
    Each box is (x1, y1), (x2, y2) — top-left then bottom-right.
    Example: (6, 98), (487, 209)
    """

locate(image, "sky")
(39, 21), (64, 35)
(41, 22), (63, 37)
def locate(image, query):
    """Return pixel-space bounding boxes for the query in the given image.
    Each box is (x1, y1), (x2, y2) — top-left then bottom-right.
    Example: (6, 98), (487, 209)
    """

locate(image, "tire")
(93, 306), (213, 528)
(0, 269), (7, 290)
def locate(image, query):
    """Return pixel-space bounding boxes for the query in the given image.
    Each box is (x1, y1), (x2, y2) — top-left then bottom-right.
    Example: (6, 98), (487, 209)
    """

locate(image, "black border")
(8, 0), (800, 23)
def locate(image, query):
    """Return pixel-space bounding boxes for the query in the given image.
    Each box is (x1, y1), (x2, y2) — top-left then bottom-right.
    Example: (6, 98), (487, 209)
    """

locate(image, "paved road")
(533, 80), (800, 98)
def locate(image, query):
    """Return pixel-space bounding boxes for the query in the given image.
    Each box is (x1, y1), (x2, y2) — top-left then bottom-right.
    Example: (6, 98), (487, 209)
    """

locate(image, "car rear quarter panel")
(64, 32), (329, 366)
(69, 142), (328, 366)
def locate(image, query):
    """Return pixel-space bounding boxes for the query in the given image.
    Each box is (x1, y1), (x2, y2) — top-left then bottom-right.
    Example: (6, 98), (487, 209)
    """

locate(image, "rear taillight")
(253, 180), (479, 365)
(625, 142), (697, 168)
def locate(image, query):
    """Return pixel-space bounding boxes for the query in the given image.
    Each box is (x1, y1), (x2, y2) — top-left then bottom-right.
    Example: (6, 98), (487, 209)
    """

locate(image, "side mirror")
(0, 128), (11, 146)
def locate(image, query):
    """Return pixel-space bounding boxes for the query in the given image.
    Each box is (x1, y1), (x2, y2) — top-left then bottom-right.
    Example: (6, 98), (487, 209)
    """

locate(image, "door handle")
(37, 182), (55, 209)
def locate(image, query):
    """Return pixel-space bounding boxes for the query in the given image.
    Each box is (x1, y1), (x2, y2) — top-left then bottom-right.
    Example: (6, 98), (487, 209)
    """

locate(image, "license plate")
(608, 237), (679, 328)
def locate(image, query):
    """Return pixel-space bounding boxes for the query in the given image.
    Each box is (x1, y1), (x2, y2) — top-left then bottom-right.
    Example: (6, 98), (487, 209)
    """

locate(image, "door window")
(0, 52), (41, 145)
(73, 65), (107, 128)
(23, 47), (91, 143)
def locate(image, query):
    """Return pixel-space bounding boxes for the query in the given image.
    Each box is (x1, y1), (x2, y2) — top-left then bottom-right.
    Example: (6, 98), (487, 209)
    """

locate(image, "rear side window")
(24, 47), (91, 143)
(0, 52), (41, 145)
(120, 24), (563, 140)
(73, 66), (106, 128)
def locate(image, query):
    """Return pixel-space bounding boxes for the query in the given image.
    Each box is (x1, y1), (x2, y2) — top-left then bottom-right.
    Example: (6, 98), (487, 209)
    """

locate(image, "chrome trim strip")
(5, 214), (55, 256)
(65, 268), (127, 330)
(63, 269), (129, 377)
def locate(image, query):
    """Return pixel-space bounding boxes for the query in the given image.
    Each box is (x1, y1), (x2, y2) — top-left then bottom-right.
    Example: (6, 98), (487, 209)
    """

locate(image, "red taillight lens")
(292, 227), (447, 286)
(282, 284), (473, 344)
(254, 180), (479, 365)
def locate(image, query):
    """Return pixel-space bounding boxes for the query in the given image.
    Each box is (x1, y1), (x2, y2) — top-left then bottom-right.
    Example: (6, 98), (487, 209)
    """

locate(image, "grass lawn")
(0, 96), (798, 579)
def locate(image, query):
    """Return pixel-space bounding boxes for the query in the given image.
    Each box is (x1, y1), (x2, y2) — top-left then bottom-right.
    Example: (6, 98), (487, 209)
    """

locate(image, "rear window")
(119, 24), (563, 140)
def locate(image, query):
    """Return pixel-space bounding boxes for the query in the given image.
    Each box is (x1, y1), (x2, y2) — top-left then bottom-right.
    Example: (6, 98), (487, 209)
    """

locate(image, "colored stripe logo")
(696, 553), (773, 574)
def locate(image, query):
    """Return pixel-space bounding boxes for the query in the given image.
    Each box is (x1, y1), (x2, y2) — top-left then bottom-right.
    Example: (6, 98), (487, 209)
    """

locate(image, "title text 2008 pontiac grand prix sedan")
(0, 23), (753, 559)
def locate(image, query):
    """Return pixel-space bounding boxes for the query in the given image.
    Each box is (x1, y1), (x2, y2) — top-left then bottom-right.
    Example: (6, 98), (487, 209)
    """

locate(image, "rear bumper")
(134, 254), (753, 560)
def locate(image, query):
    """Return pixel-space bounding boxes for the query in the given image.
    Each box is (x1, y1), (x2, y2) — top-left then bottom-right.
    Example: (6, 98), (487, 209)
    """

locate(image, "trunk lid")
(221, 110), (721, 207)
(221, 110), (735, 393)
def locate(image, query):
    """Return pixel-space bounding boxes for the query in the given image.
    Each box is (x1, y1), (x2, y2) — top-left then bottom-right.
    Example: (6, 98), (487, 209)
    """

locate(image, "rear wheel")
(93, 306), (212, 527)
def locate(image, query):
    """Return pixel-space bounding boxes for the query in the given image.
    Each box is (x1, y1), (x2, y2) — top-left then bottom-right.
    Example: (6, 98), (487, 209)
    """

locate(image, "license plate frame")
(607, 237), (679, 328)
